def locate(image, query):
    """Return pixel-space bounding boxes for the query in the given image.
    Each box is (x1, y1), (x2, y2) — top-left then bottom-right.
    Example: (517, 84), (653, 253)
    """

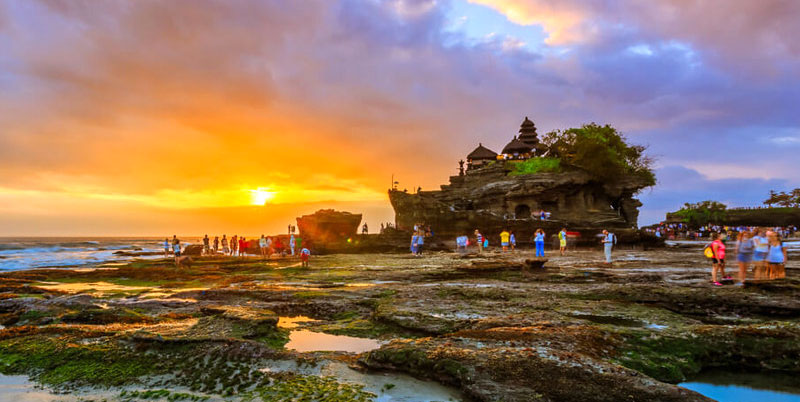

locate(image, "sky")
(1, 0), (799, 236)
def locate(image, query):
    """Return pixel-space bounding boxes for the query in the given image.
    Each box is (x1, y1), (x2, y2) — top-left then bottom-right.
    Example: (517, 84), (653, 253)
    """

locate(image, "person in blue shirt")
(602, 230), (615, 264)
(534, 229), (545, 257)
(509, 231), (516, 251)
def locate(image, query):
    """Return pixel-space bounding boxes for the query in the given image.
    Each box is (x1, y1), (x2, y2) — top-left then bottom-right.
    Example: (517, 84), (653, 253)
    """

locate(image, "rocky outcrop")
(390, 162), (651, 244)
(296, 209), (362, 243)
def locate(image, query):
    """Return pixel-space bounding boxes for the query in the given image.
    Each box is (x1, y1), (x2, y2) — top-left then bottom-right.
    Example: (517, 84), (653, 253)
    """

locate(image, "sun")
(249, 188), (277, 205)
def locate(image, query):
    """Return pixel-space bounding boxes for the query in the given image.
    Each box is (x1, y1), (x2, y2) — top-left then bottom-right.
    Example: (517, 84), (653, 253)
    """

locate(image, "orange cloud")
(467, 0), (591, 44)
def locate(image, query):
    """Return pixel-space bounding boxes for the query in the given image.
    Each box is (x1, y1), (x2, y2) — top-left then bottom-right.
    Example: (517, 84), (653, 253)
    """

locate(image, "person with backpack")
(735, 230), (754, 285)
(708, 233), (727, 286)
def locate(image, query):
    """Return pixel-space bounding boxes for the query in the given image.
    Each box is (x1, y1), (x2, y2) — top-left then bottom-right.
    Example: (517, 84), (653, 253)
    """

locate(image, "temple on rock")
(389, 117), (652, 243)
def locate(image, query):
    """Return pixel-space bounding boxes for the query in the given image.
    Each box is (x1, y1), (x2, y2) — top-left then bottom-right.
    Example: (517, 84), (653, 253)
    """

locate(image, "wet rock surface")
(0, 246), (797, 401)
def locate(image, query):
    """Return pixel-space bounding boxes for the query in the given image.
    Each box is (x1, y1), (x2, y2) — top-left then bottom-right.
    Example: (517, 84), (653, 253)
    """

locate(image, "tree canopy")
(672, 200), (728, 226)
(541, 123), (655, 186)
(764, 189), (800, 208)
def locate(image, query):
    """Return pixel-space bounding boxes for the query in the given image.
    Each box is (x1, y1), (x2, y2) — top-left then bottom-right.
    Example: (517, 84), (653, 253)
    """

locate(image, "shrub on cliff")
(508, 157), (561, 176)
(672, 200), (728, 226)
(542, 123), (655, 186)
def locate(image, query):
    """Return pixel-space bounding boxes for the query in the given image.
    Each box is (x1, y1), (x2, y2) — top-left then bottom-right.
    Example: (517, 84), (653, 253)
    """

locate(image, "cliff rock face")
(296, 209), (362, 243)
(390, 162), (650, 243)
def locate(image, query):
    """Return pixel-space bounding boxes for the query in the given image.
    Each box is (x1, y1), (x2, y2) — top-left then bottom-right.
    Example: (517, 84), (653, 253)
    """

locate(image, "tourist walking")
(500, 229), (511, 252)
(172, 238), (181, 261)
(601, 230), (615, 264)
(416, 230), (425, 254)
(767, 233), (787, 279)
(231, 235), (238, 256)
(163, 238), (170, 258)
(213, 236), (219, 254)
(534, 229), (545, 257)
(266, 236), (273, 256)
(559, 228), (568, 256)
(456, 235), (468, 253)
(752, 228), (769, 280)
(362, 223), (368, 235)
(475, 230), (484, 253)
(202, 235), (210, 255)
(290, 235), (296, 256)
(239, 237), (246, 257)
(709, 233), (727, 286)
(510, 231), (516, 251)
(221, 235), (229, 255)
(259, 235), (268, 258)
(735, 230), (754, 285)
(300, 247), (311, 267)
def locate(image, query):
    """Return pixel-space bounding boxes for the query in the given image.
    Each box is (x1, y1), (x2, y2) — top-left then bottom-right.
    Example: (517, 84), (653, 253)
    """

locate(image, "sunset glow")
(250, 188), (277, 205)
(0, 0), (798, 236)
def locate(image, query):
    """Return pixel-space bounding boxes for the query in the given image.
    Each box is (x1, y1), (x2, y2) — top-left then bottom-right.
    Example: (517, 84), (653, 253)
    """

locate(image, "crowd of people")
(706, 227), (789, 286)
(164, 229), (311, 267)
(647, 222), (797, 241)
(442, 226), (618, 263)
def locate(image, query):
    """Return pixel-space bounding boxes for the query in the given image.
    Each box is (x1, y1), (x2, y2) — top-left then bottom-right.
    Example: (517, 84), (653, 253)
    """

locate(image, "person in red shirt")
(239, 237), (246, 257)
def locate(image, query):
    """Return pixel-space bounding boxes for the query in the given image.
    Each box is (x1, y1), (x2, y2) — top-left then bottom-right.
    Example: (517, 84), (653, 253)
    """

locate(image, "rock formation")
(389, 162), (650, 244)
(296, 209), (362, 243)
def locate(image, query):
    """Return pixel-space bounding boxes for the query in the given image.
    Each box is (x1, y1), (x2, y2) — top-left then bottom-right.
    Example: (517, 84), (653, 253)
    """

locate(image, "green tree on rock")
(673, 201), (728, 226)
(541, 123), (655, 186)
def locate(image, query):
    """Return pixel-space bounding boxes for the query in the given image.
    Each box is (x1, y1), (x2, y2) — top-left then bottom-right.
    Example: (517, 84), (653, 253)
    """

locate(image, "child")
(300, 247), (311, 267)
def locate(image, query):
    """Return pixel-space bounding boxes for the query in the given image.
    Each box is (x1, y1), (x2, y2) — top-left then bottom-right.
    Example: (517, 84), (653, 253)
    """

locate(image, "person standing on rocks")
(172, 238), (181, 261)
(221, 235), (229, 255)
(752, 228), (769, 280)
(602, 230), (615, 265)
(238, 237), (246, 257)
(500, 229), (511, 252)
(735, 230), (754, 285)
(202, 235), (210, 255)
(534, 229), (546, 257)
(259, 235), (268, 259)
(290, 234), (296, 256)
(300, 247), (310, 267)
(266, 236), (273, 256)
(559, 228), (568, 256)
(709, 232), (726, 285)
(510, 231), (516, 251)
(475, 230), (484, 253)
(213, 236), (219, 255)
(163, 238), (170, 258)
(231, 235), (238, 256)
(767, 232), (787, 279)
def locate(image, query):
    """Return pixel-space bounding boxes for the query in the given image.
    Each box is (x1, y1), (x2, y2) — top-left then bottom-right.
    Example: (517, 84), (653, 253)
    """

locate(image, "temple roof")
(467, 143), (498, 160)
(518, 116), (539, 146)
(502, 136), (533, 154)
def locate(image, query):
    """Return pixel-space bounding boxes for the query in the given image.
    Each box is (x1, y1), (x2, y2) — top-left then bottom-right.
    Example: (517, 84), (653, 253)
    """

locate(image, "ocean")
(0, 237), (201, 271)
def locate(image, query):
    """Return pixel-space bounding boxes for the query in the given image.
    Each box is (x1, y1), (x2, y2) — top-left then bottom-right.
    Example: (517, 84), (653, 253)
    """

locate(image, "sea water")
(0, 237), (186, 271)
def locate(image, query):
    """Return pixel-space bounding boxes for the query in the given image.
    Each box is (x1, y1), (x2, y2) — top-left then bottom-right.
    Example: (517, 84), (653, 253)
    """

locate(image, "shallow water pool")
(680, 371), (800, 402)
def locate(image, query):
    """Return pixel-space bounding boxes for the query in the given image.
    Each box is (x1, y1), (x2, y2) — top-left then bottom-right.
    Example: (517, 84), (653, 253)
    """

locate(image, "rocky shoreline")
(0, 248), (798, 401)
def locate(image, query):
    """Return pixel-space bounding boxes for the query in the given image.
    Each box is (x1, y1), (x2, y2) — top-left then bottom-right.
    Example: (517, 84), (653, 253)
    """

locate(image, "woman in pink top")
(710, 233), (727, 286)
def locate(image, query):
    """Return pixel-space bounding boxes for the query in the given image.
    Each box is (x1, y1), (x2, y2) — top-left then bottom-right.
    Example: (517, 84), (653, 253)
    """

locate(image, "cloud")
(0, 0), (798, 234)
(638, 165), (792, 225)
